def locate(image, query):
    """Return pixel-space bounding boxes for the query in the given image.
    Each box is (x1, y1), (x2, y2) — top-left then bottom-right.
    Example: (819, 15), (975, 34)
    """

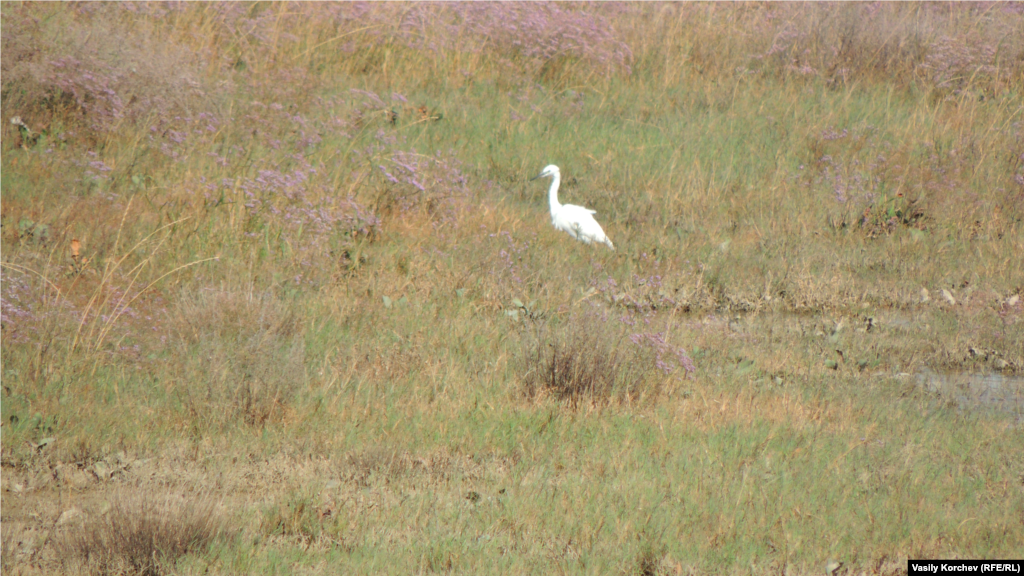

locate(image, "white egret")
(530, 165), (614, 250)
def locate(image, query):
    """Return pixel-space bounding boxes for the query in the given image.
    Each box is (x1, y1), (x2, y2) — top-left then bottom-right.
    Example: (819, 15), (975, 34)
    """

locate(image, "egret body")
(530, 165), (614, 250)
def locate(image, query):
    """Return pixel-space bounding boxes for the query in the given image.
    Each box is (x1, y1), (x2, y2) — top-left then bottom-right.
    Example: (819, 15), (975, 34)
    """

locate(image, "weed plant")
(2, 3), (1023, 574)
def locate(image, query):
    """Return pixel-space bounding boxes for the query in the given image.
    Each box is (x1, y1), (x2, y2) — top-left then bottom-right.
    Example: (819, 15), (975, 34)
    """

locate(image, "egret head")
(530, 164), (560, 181)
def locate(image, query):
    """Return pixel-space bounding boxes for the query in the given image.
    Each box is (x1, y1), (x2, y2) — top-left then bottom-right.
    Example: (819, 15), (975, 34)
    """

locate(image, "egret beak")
(530, 172), (544, 181)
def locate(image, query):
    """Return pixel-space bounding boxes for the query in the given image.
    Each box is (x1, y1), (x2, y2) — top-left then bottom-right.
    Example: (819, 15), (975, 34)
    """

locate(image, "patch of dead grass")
(0, 518), (16, 569)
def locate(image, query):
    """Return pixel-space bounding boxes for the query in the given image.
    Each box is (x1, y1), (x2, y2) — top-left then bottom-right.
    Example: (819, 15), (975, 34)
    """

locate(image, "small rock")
(825, 559), (843, 575)
(993, 359), (1009, 371)
(941, 289), (956, 305)
(1007, 294), (1020, 307)
(920, 288), (931, 303)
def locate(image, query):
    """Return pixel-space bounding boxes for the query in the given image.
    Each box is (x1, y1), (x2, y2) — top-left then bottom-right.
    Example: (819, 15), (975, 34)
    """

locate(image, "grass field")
(2, 3), (1023, 574)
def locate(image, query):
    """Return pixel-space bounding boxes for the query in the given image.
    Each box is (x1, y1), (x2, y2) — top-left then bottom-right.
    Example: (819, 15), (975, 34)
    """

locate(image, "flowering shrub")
(374, 148), (469, 222)
(393, 3), (633, 76)
(921, 34), (1001, 94)
(231, 155), (380, 258)
(346, 90), (471, 223)
(728, 3), (1022, 91)
(1, 4), (210, 133)
(104, 2), (634, 90)
(0, 271), (50, 345)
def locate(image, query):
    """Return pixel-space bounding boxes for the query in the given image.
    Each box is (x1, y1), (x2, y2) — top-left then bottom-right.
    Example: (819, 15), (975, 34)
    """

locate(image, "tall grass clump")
(517, 310), (694, 407)
(171, 287), (307, 430)
(59, 492), (224, 576)
(0, 217), (214, 402)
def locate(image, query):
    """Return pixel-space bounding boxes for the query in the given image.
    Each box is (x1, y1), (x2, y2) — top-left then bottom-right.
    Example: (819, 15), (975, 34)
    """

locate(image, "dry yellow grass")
(2, 3), (1022, 574)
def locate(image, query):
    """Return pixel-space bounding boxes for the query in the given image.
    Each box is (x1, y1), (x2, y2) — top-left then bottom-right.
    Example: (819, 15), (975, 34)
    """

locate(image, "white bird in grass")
(530, 164), (614, 250)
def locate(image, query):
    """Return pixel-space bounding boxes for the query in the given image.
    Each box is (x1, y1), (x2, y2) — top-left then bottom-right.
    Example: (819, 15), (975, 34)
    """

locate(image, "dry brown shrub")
(516, 312), (693, 408)
(58, 491), (223, 576)
(522, 326), (629, 406)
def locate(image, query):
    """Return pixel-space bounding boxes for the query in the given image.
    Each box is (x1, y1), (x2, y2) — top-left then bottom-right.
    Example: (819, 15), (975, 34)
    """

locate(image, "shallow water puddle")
(912, 370), (1024, 422)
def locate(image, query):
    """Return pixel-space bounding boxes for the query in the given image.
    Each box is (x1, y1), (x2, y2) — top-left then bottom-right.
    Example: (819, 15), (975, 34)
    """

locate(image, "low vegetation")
(58, 492), (224, 576)
(2, 3), (1022, 574)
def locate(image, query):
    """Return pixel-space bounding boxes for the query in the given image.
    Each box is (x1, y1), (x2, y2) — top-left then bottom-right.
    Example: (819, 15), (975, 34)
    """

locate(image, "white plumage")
(530, 165), (614, 250)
